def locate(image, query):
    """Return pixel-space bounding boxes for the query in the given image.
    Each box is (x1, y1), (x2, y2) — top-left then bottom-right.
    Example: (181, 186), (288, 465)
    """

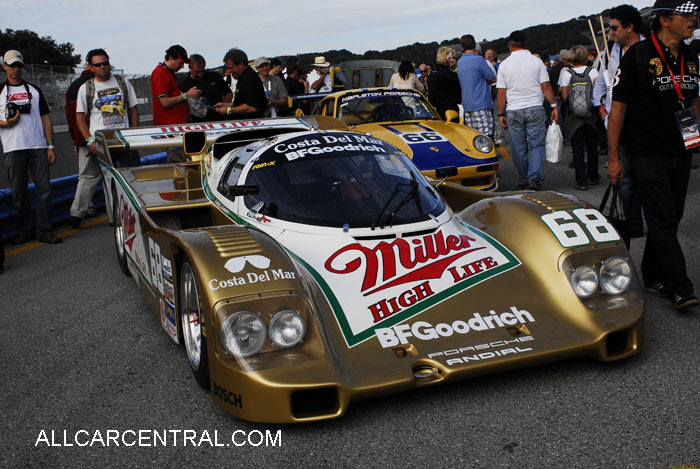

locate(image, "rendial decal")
(428, 335), (535, 366)
(375, 306), (535, 348)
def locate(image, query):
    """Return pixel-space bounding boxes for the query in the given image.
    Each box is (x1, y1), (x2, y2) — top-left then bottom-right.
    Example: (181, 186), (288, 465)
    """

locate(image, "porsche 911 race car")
(96, 116), (643, 423)
(311, 87), (499, 190)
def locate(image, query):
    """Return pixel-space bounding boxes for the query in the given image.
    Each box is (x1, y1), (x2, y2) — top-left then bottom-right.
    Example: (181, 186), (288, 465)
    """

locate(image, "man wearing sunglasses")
(0, 49), (61, 244)
(67, 49), (140, 229)
(608, 0), (700, 310)
(594, 5), (644, 241)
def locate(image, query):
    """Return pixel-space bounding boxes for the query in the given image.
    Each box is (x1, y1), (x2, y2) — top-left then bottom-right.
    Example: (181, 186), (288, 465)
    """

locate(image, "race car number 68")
(541, 209), (620, 247)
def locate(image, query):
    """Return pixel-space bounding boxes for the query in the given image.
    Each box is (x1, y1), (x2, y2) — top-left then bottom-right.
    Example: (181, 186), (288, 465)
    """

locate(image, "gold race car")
(96, 116), (643, 423)
(311, 87), (499, 190)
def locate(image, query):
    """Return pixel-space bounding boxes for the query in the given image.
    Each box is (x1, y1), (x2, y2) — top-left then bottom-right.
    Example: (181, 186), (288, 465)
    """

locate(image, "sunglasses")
(7, 63), (23, 68)
(91, 61), (110, 68)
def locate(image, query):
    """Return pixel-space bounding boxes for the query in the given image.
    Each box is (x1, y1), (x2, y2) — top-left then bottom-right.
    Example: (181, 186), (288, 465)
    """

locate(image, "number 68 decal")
(541, 209), (620, 247)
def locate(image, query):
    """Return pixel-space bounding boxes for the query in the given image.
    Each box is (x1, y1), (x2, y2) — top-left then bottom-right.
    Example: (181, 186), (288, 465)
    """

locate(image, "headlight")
(599, 257), (631, 295)
(473, 135), (494, 153)
(220, 311), (266, 357)
(571, 265), (598, 298)
(268, 310), (305, 348)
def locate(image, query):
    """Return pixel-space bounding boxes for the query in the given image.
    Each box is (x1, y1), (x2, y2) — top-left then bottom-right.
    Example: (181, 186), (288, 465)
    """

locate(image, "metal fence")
(1, 63), (152, 111)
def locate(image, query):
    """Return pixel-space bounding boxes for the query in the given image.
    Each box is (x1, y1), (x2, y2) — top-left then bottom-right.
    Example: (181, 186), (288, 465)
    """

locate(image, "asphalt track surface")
(2, 147), (700, 468)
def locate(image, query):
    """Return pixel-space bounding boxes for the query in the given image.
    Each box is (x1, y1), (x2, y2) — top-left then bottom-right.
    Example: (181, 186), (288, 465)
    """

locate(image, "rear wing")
(94, 115), (347, 167)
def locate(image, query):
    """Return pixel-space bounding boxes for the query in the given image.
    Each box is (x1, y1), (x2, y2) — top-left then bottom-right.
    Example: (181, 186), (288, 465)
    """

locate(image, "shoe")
(671, 289), (699, 311)
(575, 185), (588, 190)
(527, 180), (542, 191)
(38, 233), (63, 244)
(645, 281), (667, 298)
(11, 232), (35, 245)
(86, 207), (98, 217)
(67, 216), (81, 229)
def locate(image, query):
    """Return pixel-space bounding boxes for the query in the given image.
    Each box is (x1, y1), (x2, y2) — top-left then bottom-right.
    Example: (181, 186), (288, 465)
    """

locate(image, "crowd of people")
(1, 0), (698, 312)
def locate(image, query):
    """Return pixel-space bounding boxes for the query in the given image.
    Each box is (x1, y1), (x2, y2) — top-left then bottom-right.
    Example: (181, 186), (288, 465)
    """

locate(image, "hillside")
(278, 6), (652, 69)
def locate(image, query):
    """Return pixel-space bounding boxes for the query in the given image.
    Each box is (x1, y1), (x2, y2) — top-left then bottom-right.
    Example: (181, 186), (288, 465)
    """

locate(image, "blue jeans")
(506, 105), (547, 185)
(3, 148), (53, 235)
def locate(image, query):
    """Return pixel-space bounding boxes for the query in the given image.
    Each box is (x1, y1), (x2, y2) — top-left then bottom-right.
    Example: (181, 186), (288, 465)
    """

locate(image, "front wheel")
(179, 259), (210, 389)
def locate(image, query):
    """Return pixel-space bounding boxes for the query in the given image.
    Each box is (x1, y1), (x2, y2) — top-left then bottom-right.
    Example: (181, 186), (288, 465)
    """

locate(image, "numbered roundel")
(541, 209), (620, 247)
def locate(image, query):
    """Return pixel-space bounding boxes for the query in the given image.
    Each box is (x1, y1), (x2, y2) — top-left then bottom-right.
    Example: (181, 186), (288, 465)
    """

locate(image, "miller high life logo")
(319, 220), (520, 347)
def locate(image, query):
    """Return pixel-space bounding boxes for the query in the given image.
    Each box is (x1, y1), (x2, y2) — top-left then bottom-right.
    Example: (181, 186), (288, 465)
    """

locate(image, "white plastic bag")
(545, 123), (563, 164)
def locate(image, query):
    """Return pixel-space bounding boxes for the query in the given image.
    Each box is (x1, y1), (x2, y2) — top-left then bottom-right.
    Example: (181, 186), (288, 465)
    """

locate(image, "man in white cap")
(0, 49), (61, 244)
(255, 56), (288, 117)
(608, 0), (700, 310)
(307, 56), (332, 94)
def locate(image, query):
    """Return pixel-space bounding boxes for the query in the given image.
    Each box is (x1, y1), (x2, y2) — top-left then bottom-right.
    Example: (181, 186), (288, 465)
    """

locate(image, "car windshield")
(337, 90), (439, 125)
(238, 132), (445, 228)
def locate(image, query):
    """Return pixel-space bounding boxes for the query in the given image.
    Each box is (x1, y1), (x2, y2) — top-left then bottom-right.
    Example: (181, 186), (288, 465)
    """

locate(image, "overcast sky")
(5, 0), (651, 74)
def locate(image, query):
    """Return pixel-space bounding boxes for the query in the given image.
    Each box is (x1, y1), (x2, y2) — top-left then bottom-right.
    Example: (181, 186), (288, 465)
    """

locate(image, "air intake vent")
(149, 207), (212, 231)
(521, 192), (585, 211)
(206, 227), (262, 258)
(291, 387), (338, 418)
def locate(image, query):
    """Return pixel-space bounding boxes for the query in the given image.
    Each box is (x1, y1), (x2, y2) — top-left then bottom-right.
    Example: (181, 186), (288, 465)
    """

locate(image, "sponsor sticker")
(209, 255), (296, 291)
(319, 220), (520, 347)
(163, 301), (177, 340)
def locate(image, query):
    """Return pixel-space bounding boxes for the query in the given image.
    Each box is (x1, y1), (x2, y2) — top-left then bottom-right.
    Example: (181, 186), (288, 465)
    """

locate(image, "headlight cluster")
(570, 256), (632, 299)
(220, 310), (305, 357)
(473, 135), (494, 154)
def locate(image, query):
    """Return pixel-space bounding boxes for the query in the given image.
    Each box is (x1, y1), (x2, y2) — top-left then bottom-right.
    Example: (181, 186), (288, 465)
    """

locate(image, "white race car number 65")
(541, 209), (620, 247)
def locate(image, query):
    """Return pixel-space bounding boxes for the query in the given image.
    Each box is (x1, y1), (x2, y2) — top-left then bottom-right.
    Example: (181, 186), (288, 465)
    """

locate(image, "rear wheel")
(113, 189), (130, 276)
(180, 259), (210, 389)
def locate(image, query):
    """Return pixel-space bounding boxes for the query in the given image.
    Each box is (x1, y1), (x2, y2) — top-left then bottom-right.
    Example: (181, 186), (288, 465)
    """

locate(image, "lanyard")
(651, 33), (686, 106)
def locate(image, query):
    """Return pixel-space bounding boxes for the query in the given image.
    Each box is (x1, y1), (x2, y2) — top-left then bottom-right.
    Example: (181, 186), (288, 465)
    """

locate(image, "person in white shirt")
(307, 56), (332, 94)
(496, 31), (558, 190)
(388, 61), (425, 93)
(68, 48), (139, 228)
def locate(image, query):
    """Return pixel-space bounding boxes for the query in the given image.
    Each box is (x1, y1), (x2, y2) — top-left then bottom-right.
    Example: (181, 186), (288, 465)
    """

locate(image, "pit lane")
(1, 149), (699, 467)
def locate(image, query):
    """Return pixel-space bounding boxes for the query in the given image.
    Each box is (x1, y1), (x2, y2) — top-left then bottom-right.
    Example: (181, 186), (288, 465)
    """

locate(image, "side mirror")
(444, 110), (459, 123)
(218, 182), (260, 200)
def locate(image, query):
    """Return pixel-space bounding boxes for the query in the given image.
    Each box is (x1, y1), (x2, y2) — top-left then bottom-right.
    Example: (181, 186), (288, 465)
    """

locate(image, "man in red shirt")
(150, 44), (200, 162)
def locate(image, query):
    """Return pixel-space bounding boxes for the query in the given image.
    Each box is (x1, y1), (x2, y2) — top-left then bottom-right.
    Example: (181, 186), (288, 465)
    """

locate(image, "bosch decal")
(212, 382), (243, 408)
(375, 306), (535, 348)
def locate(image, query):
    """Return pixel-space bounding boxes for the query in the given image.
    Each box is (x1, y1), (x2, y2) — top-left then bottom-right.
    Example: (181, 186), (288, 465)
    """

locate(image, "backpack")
(567, 66), (594, 118)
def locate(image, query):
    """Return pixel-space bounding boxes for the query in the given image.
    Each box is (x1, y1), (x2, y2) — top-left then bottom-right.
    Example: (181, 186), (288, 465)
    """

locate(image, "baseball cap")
(3, 50), (24, 66)
(651, 0), (698, 17)
(254, 56), (270, 68)
(166, 44), (189, 63)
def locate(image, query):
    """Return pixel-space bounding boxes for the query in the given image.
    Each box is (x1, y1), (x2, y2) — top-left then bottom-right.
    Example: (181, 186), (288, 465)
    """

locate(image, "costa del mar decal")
(321, 221), (520, 347)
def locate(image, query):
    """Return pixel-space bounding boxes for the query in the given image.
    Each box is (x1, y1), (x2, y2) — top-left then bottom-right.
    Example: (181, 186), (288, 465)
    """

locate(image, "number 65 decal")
(541, 209), (620, 247)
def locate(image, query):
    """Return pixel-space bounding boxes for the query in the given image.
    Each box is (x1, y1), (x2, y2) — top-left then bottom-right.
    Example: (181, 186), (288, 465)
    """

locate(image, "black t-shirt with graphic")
(613, 36), (700, 157)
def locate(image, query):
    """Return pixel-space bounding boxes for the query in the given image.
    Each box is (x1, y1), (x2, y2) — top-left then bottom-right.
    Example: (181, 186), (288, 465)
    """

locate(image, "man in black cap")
(608, 0), (700, 310)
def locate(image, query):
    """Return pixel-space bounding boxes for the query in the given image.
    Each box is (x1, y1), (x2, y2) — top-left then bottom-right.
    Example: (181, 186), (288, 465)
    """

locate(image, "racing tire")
(113, 189), (130, 276)
(179, 259), (210, 390)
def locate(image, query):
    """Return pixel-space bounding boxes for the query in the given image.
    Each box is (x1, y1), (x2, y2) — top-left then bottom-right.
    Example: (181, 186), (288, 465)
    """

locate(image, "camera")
(6, 102), (31, 118)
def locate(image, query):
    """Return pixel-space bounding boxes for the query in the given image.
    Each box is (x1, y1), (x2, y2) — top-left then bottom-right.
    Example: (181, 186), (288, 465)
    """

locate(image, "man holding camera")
(307, 56), (332, 94)
(0, 50), (61, 244)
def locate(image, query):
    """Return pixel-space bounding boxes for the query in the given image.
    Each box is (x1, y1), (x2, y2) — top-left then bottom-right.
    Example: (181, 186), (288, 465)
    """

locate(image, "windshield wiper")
(384, 172), (423, 228)
(371, 172), (423, 230)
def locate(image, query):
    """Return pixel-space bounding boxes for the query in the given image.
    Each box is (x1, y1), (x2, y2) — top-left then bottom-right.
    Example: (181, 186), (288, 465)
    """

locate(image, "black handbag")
(599, 183), (631, 249)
